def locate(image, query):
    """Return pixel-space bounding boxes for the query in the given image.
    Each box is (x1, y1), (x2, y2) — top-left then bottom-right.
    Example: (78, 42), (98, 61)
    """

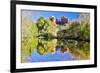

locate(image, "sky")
(22, 10), (80, 22)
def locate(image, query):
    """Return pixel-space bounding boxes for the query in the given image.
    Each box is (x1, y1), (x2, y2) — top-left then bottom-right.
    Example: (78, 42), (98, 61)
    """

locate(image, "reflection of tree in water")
(57, 39), (90, 60)
(57, 19), (90, 60)
(21, 14), (90, 62)
(37, 37), (57, 55)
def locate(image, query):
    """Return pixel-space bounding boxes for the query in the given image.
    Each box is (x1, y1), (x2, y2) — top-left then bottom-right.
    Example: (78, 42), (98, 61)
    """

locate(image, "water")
(29, 49), (73, 62)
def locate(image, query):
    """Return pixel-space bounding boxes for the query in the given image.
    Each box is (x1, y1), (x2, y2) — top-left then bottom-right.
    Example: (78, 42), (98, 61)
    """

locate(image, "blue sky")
(30, 10), (80, 22)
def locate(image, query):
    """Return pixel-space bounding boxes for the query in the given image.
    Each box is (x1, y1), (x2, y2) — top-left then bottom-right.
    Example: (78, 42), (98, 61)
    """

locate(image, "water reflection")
(30, 49), (73, 62)
(21, 14), (90, 63)
(26, 35), (90, 62)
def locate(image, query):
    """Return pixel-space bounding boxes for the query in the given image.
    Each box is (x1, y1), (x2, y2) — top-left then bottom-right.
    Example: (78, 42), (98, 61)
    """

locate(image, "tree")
(57, 18), (90, 59)
(21, 17), (38, 63)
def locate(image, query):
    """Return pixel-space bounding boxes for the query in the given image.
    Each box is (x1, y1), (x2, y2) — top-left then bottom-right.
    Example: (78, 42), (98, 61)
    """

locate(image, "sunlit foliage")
(21, 14), (90, 62)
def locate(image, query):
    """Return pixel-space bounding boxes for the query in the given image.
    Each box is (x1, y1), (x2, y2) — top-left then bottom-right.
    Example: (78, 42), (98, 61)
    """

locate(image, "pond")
(21, 16), (90, 63)
(30, 48), (73, 62)
(23, 37), (87, 63)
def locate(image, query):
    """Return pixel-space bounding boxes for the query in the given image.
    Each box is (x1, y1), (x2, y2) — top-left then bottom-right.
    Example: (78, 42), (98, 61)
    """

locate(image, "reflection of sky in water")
(29, 49), (73, 62)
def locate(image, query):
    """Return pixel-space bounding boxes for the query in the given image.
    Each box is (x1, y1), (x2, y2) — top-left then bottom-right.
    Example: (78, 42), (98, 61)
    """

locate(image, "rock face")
(56, 16), (68, 25)
(49, 16), (68, 26)
(61, 16), (68, 25)
(49, 16), (56, 26)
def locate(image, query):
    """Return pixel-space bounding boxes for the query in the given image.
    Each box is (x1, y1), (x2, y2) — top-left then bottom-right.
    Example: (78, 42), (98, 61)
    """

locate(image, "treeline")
(21, 16), (90, 63)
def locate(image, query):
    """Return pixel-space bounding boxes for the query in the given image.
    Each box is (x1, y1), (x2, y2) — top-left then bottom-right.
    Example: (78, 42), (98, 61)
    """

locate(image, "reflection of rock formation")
(61, 46), (69, 53)
(51, 39), (57, 54)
